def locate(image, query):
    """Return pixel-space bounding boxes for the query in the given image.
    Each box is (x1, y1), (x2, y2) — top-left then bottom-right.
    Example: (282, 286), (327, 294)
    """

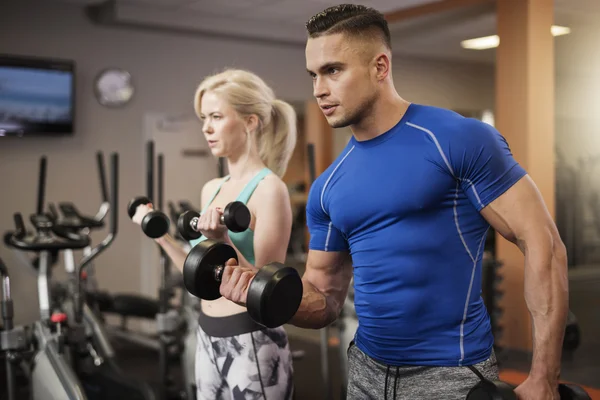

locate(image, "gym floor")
(1, 265), (598, 400)
(116, 261), (600, 400)
(81, 321), (600, 400)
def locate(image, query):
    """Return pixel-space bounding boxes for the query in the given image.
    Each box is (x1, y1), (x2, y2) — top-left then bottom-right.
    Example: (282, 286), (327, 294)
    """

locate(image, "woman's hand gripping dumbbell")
(182, 240), (303, 328)
(177, 201), (251, 241)
(128, 196), (170, 238)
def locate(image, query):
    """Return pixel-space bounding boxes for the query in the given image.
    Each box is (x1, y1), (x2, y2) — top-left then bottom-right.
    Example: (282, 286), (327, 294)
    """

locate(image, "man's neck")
(351, 96), (411, 142)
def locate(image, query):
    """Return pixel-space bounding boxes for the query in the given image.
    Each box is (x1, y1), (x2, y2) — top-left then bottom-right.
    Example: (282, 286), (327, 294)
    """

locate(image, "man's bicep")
(306, 200), (349, 252)
(480, 174), (558, 245)
(304, 249), (353, 295)
(450, 119), (527, 211)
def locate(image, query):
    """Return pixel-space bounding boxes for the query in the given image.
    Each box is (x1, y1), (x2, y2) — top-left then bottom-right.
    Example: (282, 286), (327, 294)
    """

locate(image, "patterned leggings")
(195, 326), (294, 400)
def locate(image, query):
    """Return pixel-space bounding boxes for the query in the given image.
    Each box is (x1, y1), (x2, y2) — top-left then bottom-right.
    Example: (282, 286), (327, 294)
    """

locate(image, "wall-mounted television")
(0, 54), (75, 136)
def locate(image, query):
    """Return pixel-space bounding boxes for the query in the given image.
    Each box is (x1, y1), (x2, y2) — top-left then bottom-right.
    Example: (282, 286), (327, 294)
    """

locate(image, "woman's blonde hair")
(194, 69), (297, 178)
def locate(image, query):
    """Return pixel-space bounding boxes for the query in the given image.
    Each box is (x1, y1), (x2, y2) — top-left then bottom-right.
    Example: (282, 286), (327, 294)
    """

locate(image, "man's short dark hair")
(305, 4), (391, 50)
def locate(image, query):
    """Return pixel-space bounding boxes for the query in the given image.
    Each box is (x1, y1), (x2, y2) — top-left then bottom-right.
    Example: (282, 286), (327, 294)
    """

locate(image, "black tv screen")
(0, 55), (75, 136)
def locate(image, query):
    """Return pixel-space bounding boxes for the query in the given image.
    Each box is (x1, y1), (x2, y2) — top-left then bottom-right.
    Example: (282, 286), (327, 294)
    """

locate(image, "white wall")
(333, 57), (495, 155)
(553, 22), (600, 266)
(554, 22), (600, 164)
(0, 0), (495, 324)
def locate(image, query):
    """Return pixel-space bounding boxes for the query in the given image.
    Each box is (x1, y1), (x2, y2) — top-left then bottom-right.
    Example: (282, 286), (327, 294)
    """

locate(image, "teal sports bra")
(189, 168), (272, 265)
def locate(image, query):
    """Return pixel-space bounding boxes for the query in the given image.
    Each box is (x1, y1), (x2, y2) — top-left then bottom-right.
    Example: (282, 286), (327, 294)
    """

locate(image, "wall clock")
(94, 68), (134, 108)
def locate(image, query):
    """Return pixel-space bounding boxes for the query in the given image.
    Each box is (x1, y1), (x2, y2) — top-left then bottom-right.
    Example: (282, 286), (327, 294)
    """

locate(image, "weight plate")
(177, 210), (201, 241)
(224, 201), (251, 233)
(558, 384), (592, 400)
(142, 213), (170, 238)
(127, 196), (150, 219)
(465, 381), (517, 400)
(247, 263), (302, 328)
(183, 239), (238, 300)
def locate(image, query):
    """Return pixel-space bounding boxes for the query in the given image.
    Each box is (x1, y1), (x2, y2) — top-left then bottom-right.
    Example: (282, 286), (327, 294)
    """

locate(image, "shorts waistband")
(197, 306), (263, 337)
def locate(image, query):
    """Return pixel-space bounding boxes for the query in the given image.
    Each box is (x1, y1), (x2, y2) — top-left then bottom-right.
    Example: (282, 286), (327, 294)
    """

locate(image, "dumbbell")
(563, 310), (581, 352)
(467, 380), (591, 399)
(177, 201), (251, 241)
(127, 196), (170, 238)
(182, 239), (303, 328)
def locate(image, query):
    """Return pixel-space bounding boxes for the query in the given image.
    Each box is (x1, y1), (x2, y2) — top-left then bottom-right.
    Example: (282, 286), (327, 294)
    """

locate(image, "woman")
(132, 68), (297, 399)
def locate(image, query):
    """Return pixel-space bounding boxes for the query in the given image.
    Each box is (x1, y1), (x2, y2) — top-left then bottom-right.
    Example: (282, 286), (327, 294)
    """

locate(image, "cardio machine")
(5, 153), (155, 400)
(70, 144), (196, 400)
(50, 151), (166, 353)
(1, 256), (29, 400)
(119, 141), (198, 400)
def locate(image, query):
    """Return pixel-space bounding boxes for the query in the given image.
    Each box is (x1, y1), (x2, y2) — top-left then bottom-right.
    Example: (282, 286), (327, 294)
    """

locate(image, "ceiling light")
(551, 25), (571, 36)
(461, 35), (499, 50)
(461, 25), (571, 50)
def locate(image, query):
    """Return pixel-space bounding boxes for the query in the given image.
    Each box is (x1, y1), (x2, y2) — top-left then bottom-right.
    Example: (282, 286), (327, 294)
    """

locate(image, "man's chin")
(326, 116), (350, 129)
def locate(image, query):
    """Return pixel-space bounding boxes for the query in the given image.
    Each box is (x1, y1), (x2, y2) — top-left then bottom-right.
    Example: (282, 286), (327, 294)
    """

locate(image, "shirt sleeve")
(305, 179), (349, 252)
(447, 118), (527, 211)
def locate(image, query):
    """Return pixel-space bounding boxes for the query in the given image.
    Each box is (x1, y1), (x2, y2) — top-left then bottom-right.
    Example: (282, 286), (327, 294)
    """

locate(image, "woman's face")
(199, 91), (248, 158)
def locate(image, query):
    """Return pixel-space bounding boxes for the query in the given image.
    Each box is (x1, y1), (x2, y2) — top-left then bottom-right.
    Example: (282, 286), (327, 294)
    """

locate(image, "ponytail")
(194, 69), (298, 177)
(257, 99), (297, 177)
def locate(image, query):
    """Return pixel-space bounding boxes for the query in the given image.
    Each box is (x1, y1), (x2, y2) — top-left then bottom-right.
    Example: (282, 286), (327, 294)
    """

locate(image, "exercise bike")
(118, 142), (197, 400)
(0, 256), (30, 400)
(5, 153), (155, 400)
(74, 144), (196, 400)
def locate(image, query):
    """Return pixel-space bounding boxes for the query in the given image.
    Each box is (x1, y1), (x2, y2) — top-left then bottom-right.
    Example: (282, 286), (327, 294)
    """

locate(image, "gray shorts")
(347, 343), (499, 400)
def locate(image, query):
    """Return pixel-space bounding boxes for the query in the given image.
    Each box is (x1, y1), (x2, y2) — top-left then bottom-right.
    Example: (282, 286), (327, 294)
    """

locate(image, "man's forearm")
(523, 237), (569, 382)
(290, 279), (341, 329)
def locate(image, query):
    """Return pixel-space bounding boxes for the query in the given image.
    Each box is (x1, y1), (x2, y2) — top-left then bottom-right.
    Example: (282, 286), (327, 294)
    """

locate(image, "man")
(219, 4), (568, 399)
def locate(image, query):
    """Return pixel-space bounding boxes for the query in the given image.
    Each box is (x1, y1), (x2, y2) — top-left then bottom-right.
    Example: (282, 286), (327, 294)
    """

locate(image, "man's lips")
(320, 104), (338, 116)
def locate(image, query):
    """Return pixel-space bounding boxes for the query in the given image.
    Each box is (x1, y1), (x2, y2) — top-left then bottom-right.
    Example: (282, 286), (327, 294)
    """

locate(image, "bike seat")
(110, 294), (160, 320)
(87, 290), (116, 312)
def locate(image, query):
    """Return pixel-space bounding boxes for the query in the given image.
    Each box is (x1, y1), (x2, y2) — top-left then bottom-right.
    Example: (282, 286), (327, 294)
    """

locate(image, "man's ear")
(373, 52), (391, 81)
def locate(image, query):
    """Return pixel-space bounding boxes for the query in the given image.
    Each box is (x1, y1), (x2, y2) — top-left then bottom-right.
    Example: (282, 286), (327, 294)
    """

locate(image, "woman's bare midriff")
(197, 174), (266, 318)
(200, 296), (248, 317)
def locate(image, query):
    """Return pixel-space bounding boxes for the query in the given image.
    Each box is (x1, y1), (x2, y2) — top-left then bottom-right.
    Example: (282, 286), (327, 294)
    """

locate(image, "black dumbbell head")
(127, 196), (151, 219)
(141, 212), (170, 239)
(466, 380), (517, 400)
(558, 384), (591, 400)
(183, 239), (238, 300)
(223, 201), (251, 233)
(177, 210), (202, 241)
(563, 321), (581, 352)
(246, 262), (303, 328)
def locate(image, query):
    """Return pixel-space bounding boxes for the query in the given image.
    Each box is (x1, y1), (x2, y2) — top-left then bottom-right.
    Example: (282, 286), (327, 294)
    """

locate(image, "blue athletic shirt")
(306, 103), (527, 367)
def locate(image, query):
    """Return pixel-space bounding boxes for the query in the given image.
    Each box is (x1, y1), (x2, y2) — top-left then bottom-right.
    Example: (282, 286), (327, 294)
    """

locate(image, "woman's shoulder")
(202, 176), (227, 192)
(254, 172), (290, 200)
(200, 176), (227, 205)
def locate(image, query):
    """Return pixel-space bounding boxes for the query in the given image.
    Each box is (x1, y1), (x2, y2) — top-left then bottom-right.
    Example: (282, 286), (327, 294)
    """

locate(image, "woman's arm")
(223, 176), (292, 269)
(250, 176), (293, 267)
(132, 178), (223, 273)
(154, 234), (188, 273)
(131, 204), (188, 272)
